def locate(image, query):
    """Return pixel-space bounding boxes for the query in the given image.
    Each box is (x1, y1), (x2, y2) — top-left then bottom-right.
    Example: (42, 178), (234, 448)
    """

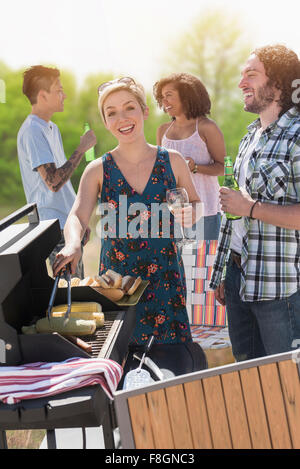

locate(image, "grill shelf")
(80, 311), (120, 358)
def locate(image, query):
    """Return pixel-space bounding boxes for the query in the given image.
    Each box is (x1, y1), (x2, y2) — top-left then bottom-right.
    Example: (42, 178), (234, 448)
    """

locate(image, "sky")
(1, 0), (300, 91)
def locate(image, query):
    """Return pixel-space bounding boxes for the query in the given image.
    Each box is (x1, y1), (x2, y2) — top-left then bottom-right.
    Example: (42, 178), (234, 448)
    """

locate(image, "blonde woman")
(53, 77), (201, 346)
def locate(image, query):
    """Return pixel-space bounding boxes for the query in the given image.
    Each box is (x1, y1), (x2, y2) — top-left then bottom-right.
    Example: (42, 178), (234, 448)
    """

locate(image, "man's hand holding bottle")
(220, 186), (255, 219)
(78, 129), (97, 154)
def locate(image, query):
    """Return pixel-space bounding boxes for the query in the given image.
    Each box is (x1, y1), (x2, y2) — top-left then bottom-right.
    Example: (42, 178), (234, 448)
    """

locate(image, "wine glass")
(166, 187), (194, 248)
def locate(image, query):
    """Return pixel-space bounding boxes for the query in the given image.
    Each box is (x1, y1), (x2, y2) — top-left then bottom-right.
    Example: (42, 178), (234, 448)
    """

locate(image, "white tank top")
(162, 120), (220, 216)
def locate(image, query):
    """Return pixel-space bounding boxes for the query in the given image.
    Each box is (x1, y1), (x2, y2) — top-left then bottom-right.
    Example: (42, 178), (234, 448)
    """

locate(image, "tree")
(162, 8), (255, 159)
(165, 8), (253, 120)
(0, 64), (29, 206)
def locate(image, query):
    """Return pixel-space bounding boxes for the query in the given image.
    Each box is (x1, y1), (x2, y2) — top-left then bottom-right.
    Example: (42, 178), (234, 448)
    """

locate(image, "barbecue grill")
(0, 203), (208, 449)
(0, 204), (136, 449)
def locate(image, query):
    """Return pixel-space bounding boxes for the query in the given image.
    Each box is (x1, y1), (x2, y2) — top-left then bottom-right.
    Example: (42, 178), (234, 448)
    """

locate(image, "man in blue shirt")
(17, 65), (96, 278)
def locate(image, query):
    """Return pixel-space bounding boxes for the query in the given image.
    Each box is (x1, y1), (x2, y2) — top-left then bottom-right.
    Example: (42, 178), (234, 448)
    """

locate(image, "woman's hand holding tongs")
(52, 243), (82, 277)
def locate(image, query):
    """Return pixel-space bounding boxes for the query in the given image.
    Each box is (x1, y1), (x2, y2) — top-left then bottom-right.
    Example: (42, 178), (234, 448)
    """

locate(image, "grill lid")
(0, 204), (62, 365)
(0, 205), (135, 367)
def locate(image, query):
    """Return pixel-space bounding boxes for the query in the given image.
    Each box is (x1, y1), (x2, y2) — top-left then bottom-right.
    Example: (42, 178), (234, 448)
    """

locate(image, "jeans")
(185, 212), (221, 243)
(204, 213), (221, 240)
(224, 255), (300, 361)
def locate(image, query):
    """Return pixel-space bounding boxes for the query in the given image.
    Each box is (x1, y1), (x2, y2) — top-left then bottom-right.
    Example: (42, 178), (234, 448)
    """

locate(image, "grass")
(6, 430), (46, 449)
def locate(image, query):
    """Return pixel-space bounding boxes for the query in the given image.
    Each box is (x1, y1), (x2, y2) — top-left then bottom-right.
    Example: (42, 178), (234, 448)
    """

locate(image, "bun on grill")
(127, 276), (142, 295)
(91, 271), (141, 300)
(105, 269), (122, 288)
(79, 276), (94, 286)
(71, 277), (81, 287)
(93, 270), (122, 288)
(93, 275), (110, 288)
(121, 275), (135, 293)
(122, 275), (142, 295)
(58, 278), (67, 288)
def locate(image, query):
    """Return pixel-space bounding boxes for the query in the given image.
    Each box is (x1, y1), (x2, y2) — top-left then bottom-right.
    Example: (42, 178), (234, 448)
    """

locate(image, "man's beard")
(245, 82), (276, 114)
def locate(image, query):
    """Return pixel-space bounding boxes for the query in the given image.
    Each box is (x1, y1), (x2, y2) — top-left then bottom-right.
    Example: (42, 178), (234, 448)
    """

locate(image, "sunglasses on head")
(97, 77), (136, 95)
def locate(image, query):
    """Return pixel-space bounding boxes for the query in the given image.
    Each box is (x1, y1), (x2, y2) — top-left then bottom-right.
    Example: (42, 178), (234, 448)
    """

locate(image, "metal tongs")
(47, 264), (72, 325)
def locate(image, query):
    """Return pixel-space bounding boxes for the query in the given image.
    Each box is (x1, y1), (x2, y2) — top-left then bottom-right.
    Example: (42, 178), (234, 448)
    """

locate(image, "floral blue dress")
(99, 146), (192, 345)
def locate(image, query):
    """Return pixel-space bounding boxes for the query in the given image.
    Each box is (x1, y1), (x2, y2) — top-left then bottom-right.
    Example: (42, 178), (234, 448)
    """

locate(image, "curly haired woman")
(154, 73), (226, 240)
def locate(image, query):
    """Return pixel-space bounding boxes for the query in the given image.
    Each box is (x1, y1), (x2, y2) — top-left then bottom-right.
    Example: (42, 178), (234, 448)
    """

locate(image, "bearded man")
(210, 45), (300, 361)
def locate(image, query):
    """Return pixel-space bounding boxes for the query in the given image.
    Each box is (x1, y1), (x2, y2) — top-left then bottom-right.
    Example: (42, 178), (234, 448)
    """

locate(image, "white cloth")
(0, 357), (123, 404)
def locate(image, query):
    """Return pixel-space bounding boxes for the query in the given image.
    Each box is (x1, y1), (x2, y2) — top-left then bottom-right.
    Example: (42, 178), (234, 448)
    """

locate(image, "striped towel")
(0, 357), (123, 405)
(189, 240), (227, 326)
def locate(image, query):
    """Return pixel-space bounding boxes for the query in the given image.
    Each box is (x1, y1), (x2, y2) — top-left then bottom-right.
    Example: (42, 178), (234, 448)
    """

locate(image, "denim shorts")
(224, 254), (300, 361)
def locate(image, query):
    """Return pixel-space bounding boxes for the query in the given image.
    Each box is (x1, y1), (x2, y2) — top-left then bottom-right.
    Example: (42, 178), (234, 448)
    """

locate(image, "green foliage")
(0, 9), (257, 208)
(145, 93), (169, 145)
(166, 8), (252, 122)
(157, 8), (258, 186)
(0, 67), (169, 203)
(220, 100), (255, 159)
(0, 64), (29, 205)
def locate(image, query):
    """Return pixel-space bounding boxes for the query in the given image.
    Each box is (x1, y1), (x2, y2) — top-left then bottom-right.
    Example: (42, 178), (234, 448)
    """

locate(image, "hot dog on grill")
(67, 335), (92, 353)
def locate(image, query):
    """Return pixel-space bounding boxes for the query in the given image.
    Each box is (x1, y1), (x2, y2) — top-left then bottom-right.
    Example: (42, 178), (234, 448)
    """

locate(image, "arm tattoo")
(41, 150), (84, 192)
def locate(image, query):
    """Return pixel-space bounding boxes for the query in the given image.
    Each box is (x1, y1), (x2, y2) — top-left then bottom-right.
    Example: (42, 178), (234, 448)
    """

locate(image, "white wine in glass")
(166, 187), (194, 247)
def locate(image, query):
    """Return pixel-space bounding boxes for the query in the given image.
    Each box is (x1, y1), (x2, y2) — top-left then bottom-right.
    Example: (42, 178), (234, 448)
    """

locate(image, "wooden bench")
(114, 350), (300, 449)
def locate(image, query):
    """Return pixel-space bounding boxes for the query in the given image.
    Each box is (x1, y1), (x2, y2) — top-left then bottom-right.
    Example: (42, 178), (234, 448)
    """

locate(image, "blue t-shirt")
(17, 114), (76, 229)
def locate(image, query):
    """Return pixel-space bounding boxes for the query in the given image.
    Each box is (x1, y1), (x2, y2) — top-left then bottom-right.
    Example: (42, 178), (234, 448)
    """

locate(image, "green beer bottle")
(84, 122), (95, 162)
(223, 156), (241, 220)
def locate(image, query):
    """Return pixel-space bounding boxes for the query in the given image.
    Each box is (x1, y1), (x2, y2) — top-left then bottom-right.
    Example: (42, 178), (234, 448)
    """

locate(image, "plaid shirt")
(210, 107), (300, 301)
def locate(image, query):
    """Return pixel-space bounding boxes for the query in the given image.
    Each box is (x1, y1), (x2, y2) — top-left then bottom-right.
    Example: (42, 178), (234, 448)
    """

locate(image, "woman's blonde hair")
(98, 78), (147, 123)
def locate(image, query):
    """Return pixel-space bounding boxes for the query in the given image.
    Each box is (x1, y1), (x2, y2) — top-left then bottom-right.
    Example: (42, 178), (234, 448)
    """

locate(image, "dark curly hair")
(153, 73), (211, 119)
(253, 44), (300, 114)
